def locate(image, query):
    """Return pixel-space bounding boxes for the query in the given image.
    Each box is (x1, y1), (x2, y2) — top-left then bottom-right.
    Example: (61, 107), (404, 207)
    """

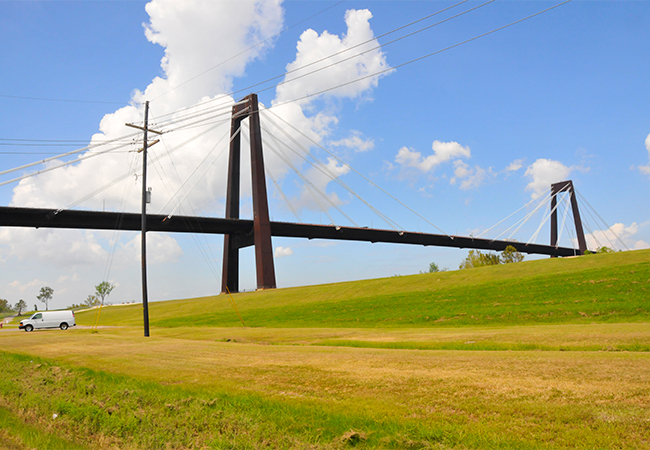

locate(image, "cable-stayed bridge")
(0, 94), (587, 295)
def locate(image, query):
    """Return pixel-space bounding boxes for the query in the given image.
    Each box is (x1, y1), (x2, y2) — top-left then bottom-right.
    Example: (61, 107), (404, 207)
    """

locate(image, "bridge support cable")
(260, 110), (403, 231)
(481, 190), (552, 242)
(263, 107), (448, 236)
(574, 188), (630, 251)
(476, 188), (551, 239)
(103, 150), (141, 283)
(147, 112), (233, 287)
(156, 125), (234, 217)
(257, 122), (359, 227)
(484, 190), (552, 242)
(555, 193), (572, 248)
(527, 200), (553, 246)
(263, 160), (303, 223)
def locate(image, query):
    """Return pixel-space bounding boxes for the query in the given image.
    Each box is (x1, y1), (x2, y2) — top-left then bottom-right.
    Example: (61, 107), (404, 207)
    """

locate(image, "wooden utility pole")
(126, 101), (161, 337)
(141, 101), (150, 337)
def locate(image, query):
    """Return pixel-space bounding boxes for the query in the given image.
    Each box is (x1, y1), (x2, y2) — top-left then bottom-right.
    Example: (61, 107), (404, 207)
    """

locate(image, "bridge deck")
(0, 206), (577, 257)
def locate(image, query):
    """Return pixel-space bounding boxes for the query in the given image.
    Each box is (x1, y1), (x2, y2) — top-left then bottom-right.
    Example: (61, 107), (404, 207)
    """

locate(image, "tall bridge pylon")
(222, 94), (276, 293)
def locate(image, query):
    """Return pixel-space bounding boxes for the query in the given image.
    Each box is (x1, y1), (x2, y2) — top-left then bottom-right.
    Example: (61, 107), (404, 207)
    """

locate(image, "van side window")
(33, 313), (42, 320)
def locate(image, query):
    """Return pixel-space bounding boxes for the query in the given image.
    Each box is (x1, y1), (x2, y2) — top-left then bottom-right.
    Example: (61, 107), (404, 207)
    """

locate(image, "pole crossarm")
(0, 206), (578, 257)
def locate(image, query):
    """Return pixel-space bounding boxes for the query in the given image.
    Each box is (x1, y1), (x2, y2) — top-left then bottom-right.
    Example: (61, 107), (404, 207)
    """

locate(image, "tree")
(15, 299), (27, 315)
(37, 286), (54, 311)
(84, 294), (100, 307)
(596, 246), (614, 254)
(500, 245), (524, 264)
(0, 299), (12, 314)
(95, 281), (115, 306)
(459, 250), (500, 269)
(428, 262), (440, 273)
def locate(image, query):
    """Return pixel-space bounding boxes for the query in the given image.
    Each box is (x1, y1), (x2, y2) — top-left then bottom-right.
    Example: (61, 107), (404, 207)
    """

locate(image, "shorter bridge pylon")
(550, 180), (587, 256)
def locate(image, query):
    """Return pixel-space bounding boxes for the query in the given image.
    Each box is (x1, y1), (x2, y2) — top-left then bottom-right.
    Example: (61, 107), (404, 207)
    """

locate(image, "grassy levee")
(0, 249), (649, 449)
(76, 249), (650, 329)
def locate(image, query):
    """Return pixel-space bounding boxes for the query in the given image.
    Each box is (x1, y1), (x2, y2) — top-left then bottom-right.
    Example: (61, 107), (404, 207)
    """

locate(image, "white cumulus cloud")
(583, 222), (648, 251)
(274, 246), (293, 257)
(505, 159), (524, 172)
(524, 158), (572, 199)
(329, 130), (374, 152)
(450, 160), (493, 190)
(395, 140), (471, 173)
(274, 9), (390, 106)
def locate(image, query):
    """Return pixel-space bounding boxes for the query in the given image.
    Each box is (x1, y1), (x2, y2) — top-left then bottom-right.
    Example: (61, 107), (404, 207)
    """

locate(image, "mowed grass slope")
(78, 249), (650, 329)
(1, 249), (649, 449)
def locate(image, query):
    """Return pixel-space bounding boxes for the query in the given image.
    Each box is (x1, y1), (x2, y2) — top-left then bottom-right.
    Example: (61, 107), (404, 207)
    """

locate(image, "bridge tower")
(550, 180), (587, 256)
(222, 94), (276, 293)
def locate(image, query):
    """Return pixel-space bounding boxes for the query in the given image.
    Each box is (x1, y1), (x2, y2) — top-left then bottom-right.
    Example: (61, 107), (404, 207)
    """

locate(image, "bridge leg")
(249, 94), (277, 290)
(550, 180), (587, 256)
(221, 106), (245, 294)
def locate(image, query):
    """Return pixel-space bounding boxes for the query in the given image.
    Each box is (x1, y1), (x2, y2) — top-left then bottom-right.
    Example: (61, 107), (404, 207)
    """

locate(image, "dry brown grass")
(1, 326), (649, 427)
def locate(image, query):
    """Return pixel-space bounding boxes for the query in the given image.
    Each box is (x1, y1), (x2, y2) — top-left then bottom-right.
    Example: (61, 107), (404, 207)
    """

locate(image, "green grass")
(1, 250), (649, 449)
(76, 249), (650, 329)
(0, 404), (87, 450)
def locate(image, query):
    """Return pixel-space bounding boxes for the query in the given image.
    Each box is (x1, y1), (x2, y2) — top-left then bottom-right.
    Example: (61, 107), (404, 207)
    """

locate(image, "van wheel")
(25, 325), (33, 332)
(60, 323), (68, 330)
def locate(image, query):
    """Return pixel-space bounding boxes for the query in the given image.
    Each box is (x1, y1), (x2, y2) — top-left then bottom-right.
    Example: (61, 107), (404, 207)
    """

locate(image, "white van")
(19, 310), (76, 332)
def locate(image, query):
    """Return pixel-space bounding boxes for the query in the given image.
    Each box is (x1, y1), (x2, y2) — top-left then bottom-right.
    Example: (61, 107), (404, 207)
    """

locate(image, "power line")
(268, 0), (573, 109)
(0, 93), (124, 105)
(150, 0), (348, 103)
(151, 0), (570, 136)
(151, 0), (475, 122)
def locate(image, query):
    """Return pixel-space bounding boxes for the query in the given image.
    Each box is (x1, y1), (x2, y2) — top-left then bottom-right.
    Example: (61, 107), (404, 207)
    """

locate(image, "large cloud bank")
(1, 1), (393, 307)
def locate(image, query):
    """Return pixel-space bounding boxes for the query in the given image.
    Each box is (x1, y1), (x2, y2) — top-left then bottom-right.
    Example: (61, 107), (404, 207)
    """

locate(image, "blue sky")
(1, 0), (649, 310)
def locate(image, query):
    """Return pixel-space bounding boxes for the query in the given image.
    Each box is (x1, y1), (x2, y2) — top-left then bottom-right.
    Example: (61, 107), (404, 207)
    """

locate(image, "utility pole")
(141, 101), (150, 337)
(126, 101), (161, 337)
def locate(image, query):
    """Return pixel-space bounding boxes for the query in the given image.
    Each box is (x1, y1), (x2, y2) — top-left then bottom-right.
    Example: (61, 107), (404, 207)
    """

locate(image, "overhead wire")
(0, 132), (139, 178)
(0, 93), (124, 105)
(148, 0), (484, 127)
(149, 0), (349, 103)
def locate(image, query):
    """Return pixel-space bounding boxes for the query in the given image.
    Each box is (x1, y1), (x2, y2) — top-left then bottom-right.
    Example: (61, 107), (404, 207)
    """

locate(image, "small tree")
(15, 299), (27, 315)
(84, 294), (100, 307)
(95, 281), (115, 306)
(459, 250), (500, 269)
(500, 245), (524, 264)
(597, 246), (614, 254)
(428, 262), (440, 273)
(0, 299), (12, 315)
(37, 287), (54, 311)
